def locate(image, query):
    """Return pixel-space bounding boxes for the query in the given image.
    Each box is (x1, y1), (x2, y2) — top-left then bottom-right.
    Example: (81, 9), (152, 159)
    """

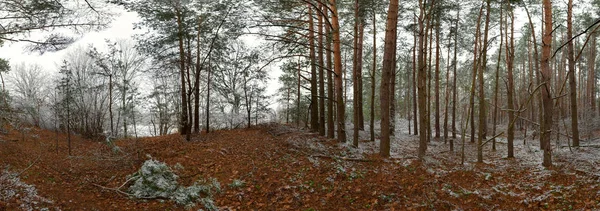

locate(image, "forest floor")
(1, 121), (600, 210)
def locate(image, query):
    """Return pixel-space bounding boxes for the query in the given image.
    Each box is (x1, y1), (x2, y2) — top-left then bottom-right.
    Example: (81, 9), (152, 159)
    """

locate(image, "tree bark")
(206, 59), (212, 133)
(308, 5), (319, 133)
(330, 0), (346, 143)
(452, 8), (459, 140)
(353, 0), (360, 146)
(417, 0), (432, 159)
(567, 0), (580, 147)
(379, 0), (399, 157)
(492, 2), (503, 151)
(443, 23), (451, 143)
(318, 4), (326, 136)
(413, 16), (419, 136)
(524, 5), (542, 148)
(390, 26), (398, 137)
(477, 0), (491, 163)
(176, 6), (190, 141)
(435, 16), (441, 139)
(109, 74), (113, 136)
(469, 4), (484, 144)
(506, 1), (515, 158)
(370, 12), (377, 142)
(297, 57), (302, 127)
(589, 33), (597, 116)
(358, 23), (365, 131)
(326, 9), (335, 139)
(194, 17), (202, 134)
(540, 0), (553, 168)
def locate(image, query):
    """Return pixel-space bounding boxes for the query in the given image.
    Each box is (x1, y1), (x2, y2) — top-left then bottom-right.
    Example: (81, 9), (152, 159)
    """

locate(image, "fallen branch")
(92, 183), (133, 197)
(561, 145), (600, 148)
(312, 154), (373, 162)
(16, 153), (42, 177)
(92, 183), (167, 200)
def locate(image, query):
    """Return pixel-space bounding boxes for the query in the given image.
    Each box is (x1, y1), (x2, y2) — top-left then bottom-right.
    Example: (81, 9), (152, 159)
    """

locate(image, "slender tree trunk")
(298, 57), (302, 127)
(286, 87), (290, 124)
(492, 2), (503, 151)
(389, 33), (397, 138)
(567, 0), (580, 147)
(417, 0), (431, 158)
(66, 78), (71, 156)
(443, 25), (452, 143)
(469, 4), (484, 144)
(358, 23), (365, 131)
(123, 80), (128, 138)
(524, 5), (543, 148)
(318, 4), (326, 135)
(330, 0), (346, 143)
(370, 13), (377, 142)
(452, 9), (459, 141)
(589, 34), (597, 116)
(435, 16), (441, 139)
(194, 16), (202, 134)
(206, 59), (211, 133)
(506, 2), (515, 158)
(477, 0), (491, 163)
(379, 0), (399, 157)
(413, 16), (419, 136)
(353, 0), (360, 146)
(326, 10), (335, 138)
(308, 5), (319, 133)
(109, 74), (113, 136)
(176, 7), (190, 141)
(427, 15), (433, 143)
(540, 0), (553, 168)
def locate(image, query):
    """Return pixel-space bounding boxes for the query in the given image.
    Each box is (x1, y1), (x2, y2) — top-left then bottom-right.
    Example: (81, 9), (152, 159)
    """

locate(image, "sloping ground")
(0, 123), (599, 210)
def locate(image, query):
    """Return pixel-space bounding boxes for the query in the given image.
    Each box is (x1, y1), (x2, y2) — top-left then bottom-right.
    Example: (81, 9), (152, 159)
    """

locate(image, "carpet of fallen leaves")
(1, 123), (600, 210)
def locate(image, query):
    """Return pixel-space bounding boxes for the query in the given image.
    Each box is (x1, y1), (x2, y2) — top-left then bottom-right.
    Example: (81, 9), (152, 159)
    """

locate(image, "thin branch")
(552, 18), (600, 59)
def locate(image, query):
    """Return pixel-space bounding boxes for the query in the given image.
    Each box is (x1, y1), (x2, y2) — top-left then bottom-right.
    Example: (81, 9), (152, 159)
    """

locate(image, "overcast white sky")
(0, 9), (139, 74)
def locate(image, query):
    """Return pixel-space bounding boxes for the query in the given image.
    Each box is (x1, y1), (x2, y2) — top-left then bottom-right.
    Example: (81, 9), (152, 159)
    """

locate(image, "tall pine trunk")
(417, 0), (432, 158)
(326, 9), (335, 139)
(413, 16), (419, 136)
(492, 2), (503, 151)
(506, 2), (515, 158)
(194, 17), (202, 134)
(176, 6), (190, 141)
(318, 4), (326, 135)
(567, 0), (580, 147)
(205, 59), (211, 133)
(434, 17), (441, 139)
(469, 4), (484, 144)
(297, 57), (302, 127)
(330, 0), (346, 143)
(308, 5), (319, 132)
(477, 0), (491, 163)
(352, 0), (360, 146)
(379, 0), (399, 157)
(540, 0), (553, 168)
(370, 13), (377, 142)
(452, 9), (459, 140)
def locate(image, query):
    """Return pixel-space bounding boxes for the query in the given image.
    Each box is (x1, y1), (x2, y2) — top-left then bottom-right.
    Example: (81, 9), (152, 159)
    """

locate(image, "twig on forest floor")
(16, 153), (42, 177)
(289, 147), (373, 162)
(92, 176), (137, 197)
(560, 145), (600, 148)
(92, 183), (132, 197)
(92, 182), (167, 200)
(311, 154), (373, 162)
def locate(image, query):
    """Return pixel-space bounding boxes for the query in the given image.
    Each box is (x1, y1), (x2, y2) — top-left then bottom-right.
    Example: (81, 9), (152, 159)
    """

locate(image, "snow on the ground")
(285, 118), (600, 207)
(0, 169), (55, 211)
